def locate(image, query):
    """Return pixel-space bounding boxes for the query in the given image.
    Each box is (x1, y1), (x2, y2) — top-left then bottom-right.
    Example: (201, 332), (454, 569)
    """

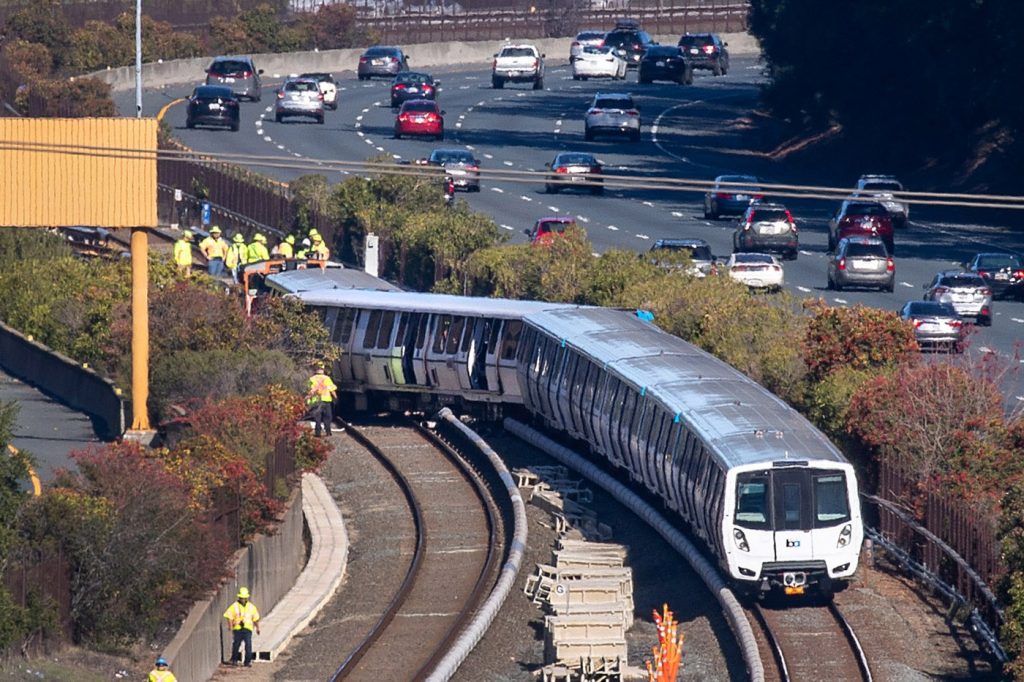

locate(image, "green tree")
(3, 0), (71, 71)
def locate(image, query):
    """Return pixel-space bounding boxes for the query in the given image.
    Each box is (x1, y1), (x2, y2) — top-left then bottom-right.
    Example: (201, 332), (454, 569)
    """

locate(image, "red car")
(525, 216), (577, 246)
(394, 99), (444, 140)
(828, 199), (895, 255)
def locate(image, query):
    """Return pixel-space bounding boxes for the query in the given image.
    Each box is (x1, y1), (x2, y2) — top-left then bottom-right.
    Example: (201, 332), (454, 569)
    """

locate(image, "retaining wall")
(161, 483), (306, 682)
(0, 321), (126, 439)
(91, 32), (760, 92)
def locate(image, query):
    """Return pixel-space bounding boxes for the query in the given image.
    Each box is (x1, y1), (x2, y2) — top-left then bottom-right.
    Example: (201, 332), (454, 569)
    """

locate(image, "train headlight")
(837, 523), (852, 548)
(733, 528), (749, 552)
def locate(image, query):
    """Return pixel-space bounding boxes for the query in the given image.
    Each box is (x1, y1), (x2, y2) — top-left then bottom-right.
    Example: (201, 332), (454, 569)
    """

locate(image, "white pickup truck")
(491, 44), (545, 90)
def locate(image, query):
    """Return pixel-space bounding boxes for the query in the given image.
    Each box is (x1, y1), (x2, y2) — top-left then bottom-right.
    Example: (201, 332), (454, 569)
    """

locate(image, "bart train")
(265, 267), (863, 596)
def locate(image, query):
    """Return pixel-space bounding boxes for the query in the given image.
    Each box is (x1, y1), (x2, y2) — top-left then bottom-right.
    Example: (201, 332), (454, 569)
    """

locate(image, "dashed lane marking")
(491, 187), (504, 193)
(458, 114), (466, 119)
(547, 205), (560, 212)
(796, 286), (812, 293)
(1012, 317), (1024, 324)
(500, 224), (514, 230)
(636, 234), (650, 240)
(465, 145), (475, 150)
(900, 281), (915, 288)
(357, 131), (365, 136)
(456, 122), (463, 128)
(362, 108), (370, 113)
(503, 161), (514, 166)
(520, 195), (533, 202)
(608, 225), (619, 231)
(276, 144), (285, 150)
(484, 153), (494, 159)
(642, 201), (654, 207)
(833, 298), (849, 304)
(356, 115), (363, 121)
(459, 85), (471, 89)
(263, 136), (272, 142)
(671, 211), (683, 217)
(577, 216), (590, 223)
(376, 146), (384, 151)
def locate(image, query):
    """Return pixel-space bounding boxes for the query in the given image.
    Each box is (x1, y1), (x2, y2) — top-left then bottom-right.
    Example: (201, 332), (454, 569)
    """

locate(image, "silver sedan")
(275, 79), (324, 124)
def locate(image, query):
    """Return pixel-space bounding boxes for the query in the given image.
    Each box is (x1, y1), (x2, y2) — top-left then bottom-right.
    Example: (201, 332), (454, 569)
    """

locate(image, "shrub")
(66, 20), (131, 73)
(1, 40), (53, 81)
(20, 76), (115, 117)
(3, 0), (71, 71)
(802, 300), (918, 380)
(804, 365), (881, 446)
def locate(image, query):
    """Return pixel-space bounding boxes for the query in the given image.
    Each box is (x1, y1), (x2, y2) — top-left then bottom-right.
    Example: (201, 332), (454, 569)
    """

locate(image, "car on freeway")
(828, 199), (895, 254)
(358, 46), (409, 80)
(274, 78), (325, 124)
(854, 174), (908, 228)
(185, 85), (240, 132)
(390, 72), (438, 108)
(570, 30), (606, 62)
(677, 33), (730, 75)
(732, 202), (798, 260)
(964, 252), (1024, 301)
(826, 236), (895, 292)
(572, 46), (627, 81)
(923, 271), (993, 326)
(394, 99), (444, 140)
(426, 148), (480, 191)
(649, 238), (715, 277)
(725, 252), (784, 290)
(602, 19), (656, 69)
(584, 93), (641, 142)
(298, 72), (338, 110)
(525, 216), (577, 245)
(900, 301), (966, 353)
(492, 43), (545, 89)
(638, 45), (693, 85)
(544, 152), (603, 195)
(703, 175), (763, 219)
(205, 56), (263, 101)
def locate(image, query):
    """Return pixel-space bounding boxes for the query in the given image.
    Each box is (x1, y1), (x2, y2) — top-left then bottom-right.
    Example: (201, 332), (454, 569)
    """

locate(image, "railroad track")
(328, 418), (502, 682)
(749, 597), (872, 682)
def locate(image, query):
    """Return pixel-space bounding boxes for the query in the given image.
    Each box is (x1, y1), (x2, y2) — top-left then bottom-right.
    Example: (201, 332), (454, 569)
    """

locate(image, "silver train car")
(287, 286), (863, 595)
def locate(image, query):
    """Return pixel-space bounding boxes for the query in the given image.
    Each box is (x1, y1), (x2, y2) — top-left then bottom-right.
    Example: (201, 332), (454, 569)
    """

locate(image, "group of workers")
(174, 226), (331, 280)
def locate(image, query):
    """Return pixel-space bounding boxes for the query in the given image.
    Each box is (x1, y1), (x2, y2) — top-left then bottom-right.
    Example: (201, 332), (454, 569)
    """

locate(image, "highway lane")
(121, 57), (1024, 402)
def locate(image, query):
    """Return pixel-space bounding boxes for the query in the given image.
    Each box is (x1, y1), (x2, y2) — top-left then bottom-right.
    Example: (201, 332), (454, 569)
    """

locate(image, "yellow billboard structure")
(0, 118), (158, 433)
(0, 118), (157, 228)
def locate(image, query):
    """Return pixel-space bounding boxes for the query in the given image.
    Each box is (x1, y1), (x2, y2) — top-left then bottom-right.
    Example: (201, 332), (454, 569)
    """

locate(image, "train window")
(773, 470), (811, 530)
(363, 310), (382, 349)
(501, 320), (524, 360)
(446, 317), (466, 354)
(415, 315), (428, 350)
(489, 319), (502, 350)
(312, 306), (329, 323)
(734, 473), (770, 529)
(395, 314), (409, 348)
(461, 318), (476, 352)
(781, 484), (801, 527)
(376, 310), (395, 349)
(813, 472), (850, 527)
(618, 389), (637, 471)
(334, 309), (356, 344)
(433, 315), (453, 354)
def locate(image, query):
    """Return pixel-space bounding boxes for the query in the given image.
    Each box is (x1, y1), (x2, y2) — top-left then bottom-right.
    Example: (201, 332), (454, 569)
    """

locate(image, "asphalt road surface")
(122, 55), (1024, 405)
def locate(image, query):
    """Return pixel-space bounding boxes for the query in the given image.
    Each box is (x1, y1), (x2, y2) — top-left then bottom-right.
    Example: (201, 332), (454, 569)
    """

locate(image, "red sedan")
(394, 99), (444, 140)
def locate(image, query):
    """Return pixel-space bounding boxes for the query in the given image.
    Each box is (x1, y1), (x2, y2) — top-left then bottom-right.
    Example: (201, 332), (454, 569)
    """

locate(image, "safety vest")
(200, 235), (229, 260)
(277, 241), (294, 259)
(227, 242), (247, 269)
(223, 600), (260, 631)
(148, 669), (177, 682)
(173, 239), (192, 266)
(310, 242), (330, 261)
(247, 242), (270, 263)
(307, 372), (337, 403)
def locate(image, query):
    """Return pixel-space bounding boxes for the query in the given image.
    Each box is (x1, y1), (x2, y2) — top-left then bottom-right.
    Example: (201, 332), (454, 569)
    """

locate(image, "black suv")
(678, 33), (729, 76)
(602, 20), (655, 69)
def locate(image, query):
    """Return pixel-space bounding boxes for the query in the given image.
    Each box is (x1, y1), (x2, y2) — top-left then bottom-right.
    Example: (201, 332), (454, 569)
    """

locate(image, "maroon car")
(394, 99), (444, 140)
(828, 200), (895, 255)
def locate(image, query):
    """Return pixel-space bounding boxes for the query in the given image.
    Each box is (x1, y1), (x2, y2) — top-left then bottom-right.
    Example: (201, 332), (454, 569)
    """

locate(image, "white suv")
(584, 92), (641, 142)
(855, 174), (909, 228)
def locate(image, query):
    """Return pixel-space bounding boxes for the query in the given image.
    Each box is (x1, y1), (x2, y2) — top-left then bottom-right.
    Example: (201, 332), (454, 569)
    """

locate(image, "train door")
(497, 320), (524, 400)
(331, 308), (359, 383)
(408, 313), (431, 387)
(457, 317), (493, 393)
(366, 310), (396, 386)
(771, 469), (815, 562)
(350, 309), (376, 383)
(425, 315), (465, 391)
(387, 313), (409, 386)
(483, 320), (503, 394)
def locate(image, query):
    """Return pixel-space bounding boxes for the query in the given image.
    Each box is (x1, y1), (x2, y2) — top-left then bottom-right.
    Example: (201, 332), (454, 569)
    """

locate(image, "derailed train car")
(283, 285), (862, 596)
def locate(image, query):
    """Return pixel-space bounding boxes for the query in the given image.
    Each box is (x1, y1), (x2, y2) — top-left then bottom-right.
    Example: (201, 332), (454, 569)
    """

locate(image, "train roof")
(294, 288), (583, 318)
(525, 307), (846, 469)
(264, 266), (402, 294)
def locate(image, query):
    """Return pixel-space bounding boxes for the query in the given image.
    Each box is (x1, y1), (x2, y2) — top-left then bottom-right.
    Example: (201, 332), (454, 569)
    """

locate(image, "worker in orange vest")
(306, 362), (338, 437)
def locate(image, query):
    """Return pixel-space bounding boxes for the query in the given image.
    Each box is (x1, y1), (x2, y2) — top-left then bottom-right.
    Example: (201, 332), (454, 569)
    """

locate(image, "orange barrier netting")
(646, 603), (684, 682)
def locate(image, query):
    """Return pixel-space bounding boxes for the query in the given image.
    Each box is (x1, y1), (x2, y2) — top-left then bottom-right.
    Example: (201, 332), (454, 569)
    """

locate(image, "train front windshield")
(734, 469), (850, 530)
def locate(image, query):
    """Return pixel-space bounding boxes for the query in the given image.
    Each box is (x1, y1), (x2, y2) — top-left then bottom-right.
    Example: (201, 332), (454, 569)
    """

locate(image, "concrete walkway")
(255, 473), (349, 662)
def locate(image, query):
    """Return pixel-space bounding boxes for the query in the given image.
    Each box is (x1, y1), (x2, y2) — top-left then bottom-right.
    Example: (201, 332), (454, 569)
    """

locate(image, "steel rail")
(329, 417), (427, 681)
(828, 602), (873, 682)
(749, 603), (790, 682)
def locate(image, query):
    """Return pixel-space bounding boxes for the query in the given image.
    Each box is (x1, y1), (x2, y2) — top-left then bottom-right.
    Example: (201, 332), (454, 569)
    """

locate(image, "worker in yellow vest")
(173, 230), (194, 276)
(273, 234), (295, 259)
(199, 225), (230, 277)
(226, 233), (248, 283)
(223, 586), (261, 667)
(306, 362), (338, 437)
(309, 233), (330, 261)
(148, 656), (177, 682)
(247, 233), (270, 263)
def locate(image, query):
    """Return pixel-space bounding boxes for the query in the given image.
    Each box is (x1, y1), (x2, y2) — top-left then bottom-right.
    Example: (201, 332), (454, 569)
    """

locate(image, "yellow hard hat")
(255, 233), (267, 243)
(237, 587), (250, 599)
(309, 229), (320, 237)
(210, 225), (222, 234)
(285, 235), (295, 244)
(233, 233), (245, 243)
(183, 230), (193, 240)
(312, 234), (322, 243)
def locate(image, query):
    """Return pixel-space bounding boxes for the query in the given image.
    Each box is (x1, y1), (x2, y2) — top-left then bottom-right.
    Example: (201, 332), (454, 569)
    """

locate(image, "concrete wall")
(162, 484), (306, 682)
(0, 321), (126, 439)
(91, 32), (760, 91)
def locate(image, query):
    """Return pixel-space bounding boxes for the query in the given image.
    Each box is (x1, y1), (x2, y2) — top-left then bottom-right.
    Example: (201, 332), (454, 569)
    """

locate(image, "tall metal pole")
(129, 0), (152, 433)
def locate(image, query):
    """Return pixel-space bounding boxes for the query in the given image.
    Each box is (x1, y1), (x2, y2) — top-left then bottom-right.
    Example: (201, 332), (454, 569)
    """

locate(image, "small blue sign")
(201, 201), (211, 226)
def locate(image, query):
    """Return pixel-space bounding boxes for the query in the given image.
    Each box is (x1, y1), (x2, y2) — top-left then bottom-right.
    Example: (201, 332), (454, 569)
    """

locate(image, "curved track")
(119, 55), (1024, 399)
(749, 598), (872, 682)
(328, 419), (501, 681)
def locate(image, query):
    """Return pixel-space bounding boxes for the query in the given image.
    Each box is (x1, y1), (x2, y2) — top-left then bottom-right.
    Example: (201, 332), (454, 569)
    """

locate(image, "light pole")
(135, 0), (142, 118)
